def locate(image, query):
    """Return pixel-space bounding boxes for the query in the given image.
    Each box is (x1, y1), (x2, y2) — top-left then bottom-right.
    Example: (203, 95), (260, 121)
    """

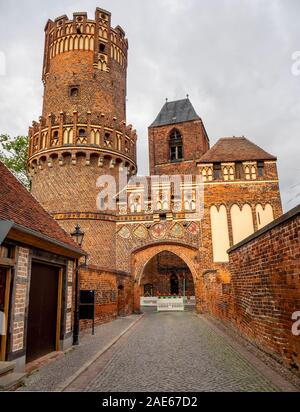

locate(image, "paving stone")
(18, 315), (139, 392)
(86, 310), (279, 392)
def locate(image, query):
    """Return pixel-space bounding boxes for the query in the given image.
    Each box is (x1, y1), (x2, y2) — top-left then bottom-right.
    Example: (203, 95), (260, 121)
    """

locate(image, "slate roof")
(149, 98), (201, 128)
(198, 137), (277, 163)
(0, 161), (84, 254)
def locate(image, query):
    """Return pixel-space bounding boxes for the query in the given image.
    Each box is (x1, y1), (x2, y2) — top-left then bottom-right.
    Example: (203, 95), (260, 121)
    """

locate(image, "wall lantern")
(71, 224), (85, 247)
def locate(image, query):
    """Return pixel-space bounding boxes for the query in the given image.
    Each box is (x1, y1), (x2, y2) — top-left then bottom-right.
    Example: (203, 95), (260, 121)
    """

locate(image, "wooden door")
(26, 262), (59, 363)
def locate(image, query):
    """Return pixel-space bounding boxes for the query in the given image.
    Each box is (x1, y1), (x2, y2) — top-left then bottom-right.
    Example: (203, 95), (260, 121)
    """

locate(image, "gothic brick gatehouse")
(26, 7), (298, 371)
(27, 7), (282, 322)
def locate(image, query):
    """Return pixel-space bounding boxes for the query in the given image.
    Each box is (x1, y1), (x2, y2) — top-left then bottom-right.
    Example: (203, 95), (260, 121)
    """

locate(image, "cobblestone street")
(84, 309), (280, 392)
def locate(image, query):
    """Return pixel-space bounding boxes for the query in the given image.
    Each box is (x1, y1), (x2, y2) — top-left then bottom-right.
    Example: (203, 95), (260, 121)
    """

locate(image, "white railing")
(157, 297), (184, 312)
(140, 296), (195, 308)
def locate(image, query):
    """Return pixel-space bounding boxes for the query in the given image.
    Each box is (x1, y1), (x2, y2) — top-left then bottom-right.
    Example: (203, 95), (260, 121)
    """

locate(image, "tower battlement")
(28, 110), (137, 175)
(43, 8), (128, 82)
(41, 8), (129, 124)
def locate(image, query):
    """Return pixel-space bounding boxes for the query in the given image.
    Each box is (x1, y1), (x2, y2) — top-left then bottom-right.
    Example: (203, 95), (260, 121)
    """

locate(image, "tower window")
(170, 129), (182, 141)
(99, 43), (106, 53)
(53, 131), (59, 139)
(213, 163), (221, 180)
(76, 26), (82, 34)
(257, 161), (264, 177)
(169, 129), (183, 162)
(70, 86), (79, 97)
(78, 129), (86, 137)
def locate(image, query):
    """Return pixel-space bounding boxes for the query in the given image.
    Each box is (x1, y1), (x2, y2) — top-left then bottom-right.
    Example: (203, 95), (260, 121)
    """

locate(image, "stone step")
(0, 361), (15, 377)
(0, 372), (27, 391)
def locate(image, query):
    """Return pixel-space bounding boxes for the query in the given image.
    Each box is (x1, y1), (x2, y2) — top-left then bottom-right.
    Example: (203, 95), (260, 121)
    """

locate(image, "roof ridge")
(198, 136), (276, 163)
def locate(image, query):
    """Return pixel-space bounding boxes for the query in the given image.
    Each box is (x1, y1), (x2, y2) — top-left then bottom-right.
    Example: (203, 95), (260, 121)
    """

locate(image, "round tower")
(28, 8), (137, 269)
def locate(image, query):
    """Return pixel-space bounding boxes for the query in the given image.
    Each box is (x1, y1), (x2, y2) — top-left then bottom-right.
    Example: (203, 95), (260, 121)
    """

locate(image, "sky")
(0, 0), (299, 212)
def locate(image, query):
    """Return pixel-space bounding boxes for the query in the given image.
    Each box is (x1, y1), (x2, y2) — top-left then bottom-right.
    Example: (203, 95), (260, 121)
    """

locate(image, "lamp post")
(71, 224), (85, 346)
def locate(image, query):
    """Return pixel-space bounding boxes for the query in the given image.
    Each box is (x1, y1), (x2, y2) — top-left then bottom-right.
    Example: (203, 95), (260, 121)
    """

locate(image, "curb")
(56, 314), (144, 392)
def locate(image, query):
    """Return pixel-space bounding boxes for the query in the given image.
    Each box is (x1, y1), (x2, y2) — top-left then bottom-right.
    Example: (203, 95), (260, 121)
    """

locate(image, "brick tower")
(28, 8), (137, 270)
(148, 98), (210, 175)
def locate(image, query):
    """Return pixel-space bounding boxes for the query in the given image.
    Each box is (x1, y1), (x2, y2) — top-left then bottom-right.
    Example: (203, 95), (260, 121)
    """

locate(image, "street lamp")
(71, 224), (86, 346)
(71, 224), (85, 247)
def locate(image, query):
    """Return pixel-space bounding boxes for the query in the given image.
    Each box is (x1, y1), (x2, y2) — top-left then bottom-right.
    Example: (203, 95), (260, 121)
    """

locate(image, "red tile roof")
(0, 161), (83, 254)
(198, 137), (276, 163)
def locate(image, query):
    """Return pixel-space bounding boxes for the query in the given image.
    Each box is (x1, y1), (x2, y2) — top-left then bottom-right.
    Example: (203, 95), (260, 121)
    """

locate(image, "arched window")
(169, 129), (183, 162)
(78, 128), (86, 137)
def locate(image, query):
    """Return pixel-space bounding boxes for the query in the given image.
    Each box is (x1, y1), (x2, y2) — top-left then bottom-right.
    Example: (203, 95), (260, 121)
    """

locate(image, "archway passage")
(139, 251), (195, 309)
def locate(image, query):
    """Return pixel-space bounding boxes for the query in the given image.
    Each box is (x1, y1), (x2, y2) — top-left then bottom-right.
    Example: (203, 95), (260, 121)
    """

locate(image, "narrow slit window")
(213, 163), (222, 180)
(257, 161), (264, 177)
(70, 87), (79, 97)
(99, 43), (106, 53)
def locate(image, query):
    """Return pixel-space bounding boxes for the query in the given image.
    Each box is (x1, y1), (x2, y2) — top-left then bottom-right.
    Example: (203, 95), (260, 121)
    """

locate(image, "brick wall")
(58, 217), (117, 270)
(66, 260), (74, 334)
(229, 205), (300, 373)
(148, 120), (209, 176)
(11, 247), (29, 353)
(201, 266), (231, 320)
(79, 267), (118, 328)
(43, 51), (126, 122)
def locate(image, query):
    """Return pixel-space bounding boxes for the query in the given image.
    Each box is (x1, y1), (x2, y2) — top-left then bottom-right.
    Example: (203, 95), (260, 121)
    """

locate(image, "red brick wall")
(148, 120), (209, 176)
(11, 247), (30, 353)
(201, 266), (231, 321)
(43, 51), (126, 122)
(79, 267), (134, 328)
(229, 209), (300, 372)
(79, 267), (118, 328)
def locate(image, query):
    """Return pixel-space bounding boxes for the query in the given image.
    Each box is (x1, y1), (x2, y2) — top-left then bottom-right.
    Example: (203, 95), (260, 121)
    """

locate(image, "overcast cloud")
(0, 0), (299, 211)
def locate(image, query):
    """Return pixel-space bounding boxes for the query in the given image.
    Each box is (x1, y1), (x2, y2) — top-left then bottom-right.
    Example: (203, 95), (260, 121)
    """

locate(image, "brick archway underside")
(131, 244), (202, 313)
(132, 244), (199, 286)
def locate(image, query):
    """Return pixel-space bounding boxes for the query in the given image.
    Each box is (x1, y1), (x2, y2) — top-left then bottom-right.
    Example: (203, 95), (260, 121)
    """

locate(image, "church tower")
(27, 8), (137, 270)
(148, 98), (210, 175)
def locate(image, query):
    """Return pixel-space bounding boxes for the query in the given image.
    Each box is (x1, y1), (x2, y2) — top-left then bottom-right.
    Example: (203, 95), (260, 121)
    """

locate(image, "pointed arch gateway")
(131, 243), (200, 313)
